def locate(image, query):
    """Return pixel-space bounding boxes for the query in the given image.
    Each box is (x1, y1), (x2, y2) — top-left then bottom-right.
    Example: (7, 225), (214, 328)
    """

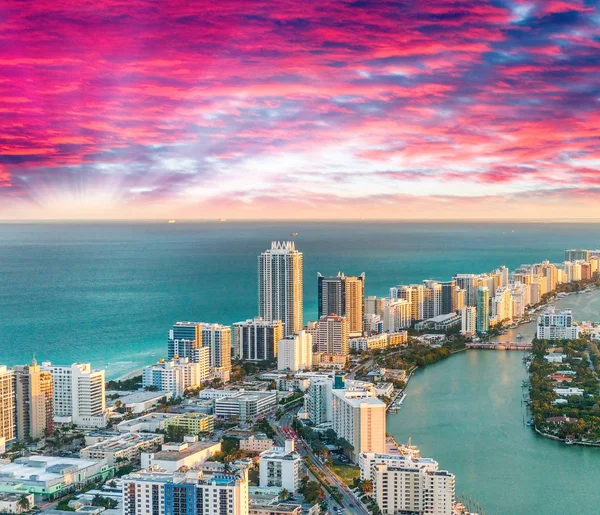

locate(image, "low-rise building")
(109, 391), (172, 414)
(0, 493), (35, 514)
(249, 503), (302, 515)
(164, 413), (215, 435)
(214, 391), (277, 422)
(142, 356), (209, 397)
(141, 437), (222, 472)
(0, 456), (113, 500)
(239, 435), (274, 454)
(544, 354), (567, 364)
(554, 387), (584, 397)
(116, 413), (179, 433)
(80, 433), (164, 467)
(414, 313), (462, 332)
(259, 440), (301, 493)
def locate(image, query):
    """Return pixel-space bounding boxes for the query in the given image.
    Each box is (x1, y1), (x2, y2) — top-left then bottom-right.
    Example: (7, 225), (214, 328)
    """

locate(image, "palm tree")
(279, 488), (290, 501)
(17, 495), (30, 513)
(362, 480), (373, 495)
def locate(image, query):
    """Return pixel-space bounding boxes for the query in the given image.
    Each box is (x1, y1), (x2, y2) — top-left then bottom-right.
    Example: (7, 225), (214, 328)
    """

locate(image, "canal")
(387, 290), (600, 514)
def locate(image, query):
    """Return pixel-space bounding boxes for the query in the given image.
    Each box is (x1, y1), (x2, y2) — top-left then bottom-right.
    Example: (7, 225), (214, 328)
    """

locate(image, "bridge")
(467, 342), (532, 351)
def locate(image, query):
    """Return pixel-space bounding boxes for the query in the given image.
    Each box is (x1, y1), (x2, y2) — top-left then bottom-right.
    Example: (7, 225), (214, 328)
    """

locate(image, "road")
(273, 409), (369, 515)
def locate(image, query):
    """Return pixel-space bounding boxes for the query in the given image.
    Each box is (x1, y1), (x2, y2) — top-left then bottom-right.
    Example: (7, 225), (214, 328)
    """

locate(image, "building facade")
(317, 272), (365, 335)
(258, 241), (303, 337)
(277, 331), (313, 372)
(234, 318), (284, 361)
(14, 360), (54, 440)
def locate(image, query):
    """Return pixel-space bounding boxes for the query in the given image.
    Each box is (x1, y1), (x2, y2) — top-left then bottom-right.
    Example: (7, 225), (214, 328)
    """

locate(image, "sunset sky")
(1, 0), (599, 220)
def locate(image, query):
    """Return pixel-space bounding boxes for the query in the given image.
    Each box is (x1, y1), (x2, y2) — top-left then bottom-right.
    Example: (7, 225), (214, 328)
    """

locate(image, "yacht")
(516, 333), (524, 339)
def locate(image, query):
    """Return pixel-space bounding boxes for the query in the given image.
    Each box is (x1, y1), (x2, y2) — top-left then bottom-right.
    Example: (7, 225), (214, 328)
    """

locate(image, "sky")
(1, 0), (600, 220)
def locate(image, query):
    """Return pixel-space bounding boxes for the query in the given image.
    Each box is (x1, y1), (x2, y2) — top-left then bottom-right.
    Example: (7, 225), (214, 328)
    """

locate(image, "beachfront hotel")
(168, 322), (232, 371)
(258, 241), (303, 337)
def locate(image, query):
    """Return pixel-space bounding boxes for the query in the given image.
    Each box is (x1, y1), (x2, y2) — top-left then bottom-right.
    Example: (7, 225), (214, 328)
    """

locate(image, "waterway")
(388, 291), (600, 514)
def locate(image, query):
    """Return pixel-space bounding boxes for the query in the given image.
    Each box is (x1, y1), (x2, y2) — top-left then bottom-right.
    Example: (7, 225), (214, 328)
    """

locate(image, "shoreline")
(115, 368), (144, 381)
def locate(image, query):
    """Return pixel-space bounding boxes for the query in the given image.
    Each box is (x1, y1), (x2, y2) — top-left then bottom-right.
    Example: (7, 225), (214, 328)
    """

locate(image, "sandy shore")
(116, 368), (144, 381)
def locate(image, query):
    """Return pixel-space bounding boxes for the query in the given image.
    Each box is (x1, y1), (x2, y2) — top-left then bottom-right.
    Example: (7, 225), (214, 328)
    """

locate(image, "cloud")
(0, 0), (599, 218)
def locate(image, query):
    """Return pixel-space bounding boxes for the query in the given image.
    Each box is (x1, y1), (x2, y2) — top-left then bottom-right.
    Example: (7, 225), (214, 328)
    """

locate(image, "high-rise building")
(454, 274), (478, 306)
(142, 355), (210, 397)
(277, 331), (313, 372)
(454, 287), (465, 312)
(332, 388), (386, 462)
(41, 362), (108, 428)
(14, 359), (54, 440)
(422, 280), (443, 319)
(316, 314), (349, 356)
(364, 296), (386, 317)
(168, 322), (231, 370)
(361, 452), (455, 515)
(565, 249), (590, 262)
(122, 470), (171, 515)
(259, 440), (301, 492)
(461, 306), (476, 336)
(383, 299), (411, 332)
(440, 280), (455, 314)
(318, 272), (365, 334)
(233, 317), (284, 361)
(476, 287), (490, 333)
(305, 378), (333, 425)
(491, 287), (513, 324)
(0, 366), (15, 443)
(258, 241), (303, 336)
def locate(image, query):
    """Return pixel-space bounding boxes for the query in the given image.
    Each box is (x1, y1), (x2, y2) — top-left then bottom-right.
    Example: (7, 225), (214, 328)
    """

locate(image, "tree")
(279, 488), (290, 501)
(17, 495), (30, 513)
(362, 480), (373, 495)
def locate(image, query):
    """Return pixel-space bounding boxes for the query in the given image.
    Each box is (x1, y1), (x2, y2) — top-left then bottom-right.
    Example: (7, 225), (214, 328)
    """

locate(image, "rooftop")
(0, 456), (100, 482)
(152, 441), (221, 461)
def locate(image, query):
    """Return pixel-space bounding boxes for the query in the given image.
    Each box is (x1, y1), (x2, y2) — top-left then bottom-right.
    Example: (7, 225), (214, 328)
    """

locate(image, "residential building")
(164, 468), (249, 515)
(476, 287), (490, 333)
(41, 362), (108, 428)
(0, 493), (35, 514)
(317, 272), (365, 334)
(305, 379), (333, 426)
(122, 470), (171, 515)
(361, 452), (455, 515)
(259, 241), (303, 336)
(277, 331), (313, 372)
(14, 359), (54, 440)
(164, 413), (215, 435)
(390, 285), (424, 323)
(363, 296), (385, 317)
(80, 433), (164, 467)
(142, 356), (210, 397)
(565, 249), (590, 262)
(491, 287), (513, 324)
(0, 367), (15, 443)
(460, 306), (476, 337)
(454, 274), (478, 307)
(382, 299), (411, 332)
(234, 318), (284, 361)
(249, 503), (302, 515)
(259, 440), (301, 492)
(537, 308), (579, 340)
(422, 280), (443, 319)
(239, 435), (274, 454)
(440, 280), (455, 314)
(117, 413), (179, 434)
(332, 389), (386, 462)
(363, 314), (382, 335)
(316, 315), (349, 356)
(169, 322), (231, 371)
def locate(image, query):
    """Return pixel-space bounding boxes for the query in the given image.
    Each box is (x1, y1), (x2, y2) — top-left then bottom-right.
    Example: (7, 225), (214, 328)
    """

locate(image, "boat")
(565, 438), (574, 445)
(291, 232), (298, 237)
(219, 218), (227, 222)
(168, 219), (176, 224)
(516, 333), (524, 339)
(526, 420), (532, 427)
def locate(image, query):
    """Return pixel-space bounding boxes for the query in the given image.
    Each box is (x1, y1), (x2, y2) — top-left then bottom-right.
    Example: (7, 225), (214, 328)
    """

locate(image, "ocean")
(1, 221), (599, 378)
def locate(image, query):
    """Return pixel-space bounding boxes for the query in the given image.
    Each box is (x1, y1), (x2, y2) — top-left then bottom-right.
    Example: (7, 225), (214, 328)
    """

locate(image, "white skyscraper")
(41, 362), (108, 428)
(461, 306), (476, 336)
(258, 241), (303, 336)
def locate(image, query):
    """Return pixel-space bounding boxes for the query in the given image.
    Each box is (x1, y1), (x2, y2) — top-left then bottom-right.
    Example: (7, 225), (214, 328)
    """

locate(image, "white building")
(214, 391), (278, 422)
(332, 388), (386, 462)
(316, 314), (349, 356)
(363, 452), (455, 515)
(80, 432), (164, 466)
(492, 286), (513, 323)
(259, 241), (303, 337)
(142, 356), (209, 397)
(460, 306), (476, 336)
(349, 334), (388, 352)
(259, 440), (301, 492)
(277, 331), (313, 372)
(141, 437), (222, 472)
(122, 470), (171, 515)
(537, 308), (579, 340)
(305, 379), (333, 426)
(41, 362), (108, 428)
(383, 299), (411, 332)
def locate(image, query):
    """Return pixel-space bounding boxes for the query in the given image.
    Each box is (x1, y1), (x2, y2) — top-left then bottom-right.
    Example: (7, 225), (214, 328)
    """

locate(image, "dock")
(467, 342), (532, 351)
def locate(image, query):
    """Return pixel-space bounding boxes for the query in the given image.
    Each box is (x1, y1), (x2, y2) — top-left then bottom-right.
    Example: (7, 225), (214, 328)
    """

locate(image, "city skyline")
(1, 1), (599, 220)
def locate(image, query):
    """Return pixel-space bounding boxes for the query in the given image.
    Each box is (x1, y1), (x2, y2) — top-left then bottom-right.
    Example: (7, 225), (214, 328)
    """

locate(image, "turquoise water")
(388, 291), (600, 514)
(1, 221), (599, 378)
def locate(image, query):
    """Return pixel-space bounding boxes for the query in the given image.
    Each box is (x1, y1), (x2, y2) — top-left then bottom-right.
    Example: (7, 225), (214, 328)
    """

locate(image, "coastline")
(116, 368), (143, 381)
